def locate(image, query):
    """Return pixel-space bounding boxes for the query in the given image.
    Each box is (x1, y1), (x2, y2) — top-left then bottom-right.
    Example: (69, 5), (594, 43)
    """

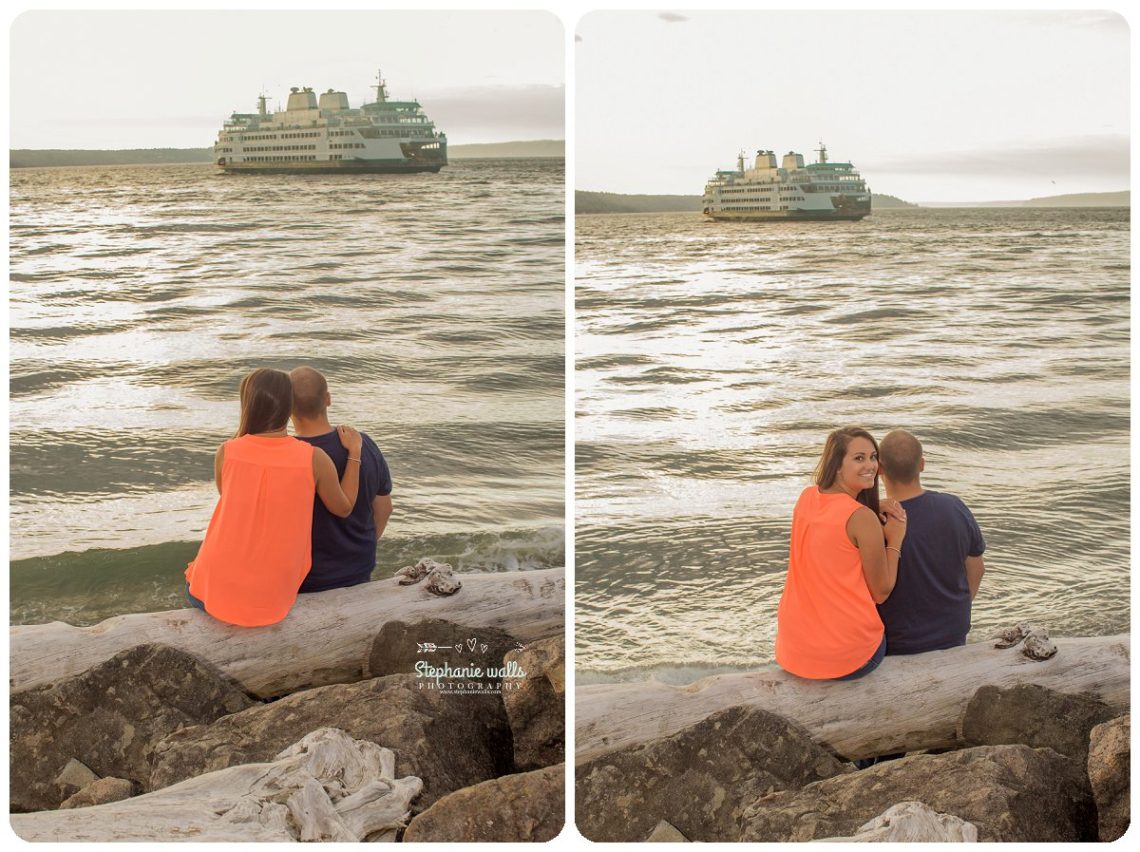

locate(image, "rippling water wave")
(10, 159), (564, 625)
(575, 208), (1129, 683)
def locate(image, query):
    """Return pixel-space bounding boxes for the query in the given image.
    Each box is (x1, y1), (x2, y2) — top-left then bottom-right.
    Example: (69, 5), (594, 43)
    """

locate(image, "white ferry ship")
(702, 143), (870, 221)
(214, 71), (446, 174)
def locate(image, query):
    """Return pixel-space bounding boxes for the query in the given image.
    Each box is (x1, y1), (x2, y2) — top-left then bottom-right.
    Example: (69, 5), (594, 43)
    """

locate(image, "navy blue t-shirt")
(295, 430), (392, 593)
(876, 490), (985, 655)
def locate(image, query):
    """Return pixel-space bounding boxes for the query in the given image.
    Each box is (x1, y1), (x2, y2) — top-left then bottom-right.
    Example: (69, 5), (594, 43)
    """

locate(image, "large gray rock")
(150, 673), (511, 809)
(367, 618), (520, 683)
(741, 745), (1095, 842)
(403, 764), (563, 842)
(1087, 714), (1129, 842)
(10, 643), (255, 812)
(576, 705), (849, 842)
(959, 684), (1115, 763)
(503, 636), (564, 770)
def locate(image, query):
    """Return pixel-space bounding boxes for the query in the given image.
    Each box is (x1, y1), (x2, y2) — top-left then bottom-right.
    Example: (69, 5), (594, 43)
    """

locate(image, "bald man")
(876, 430), (986, 654)
(289, 367), (393, 593)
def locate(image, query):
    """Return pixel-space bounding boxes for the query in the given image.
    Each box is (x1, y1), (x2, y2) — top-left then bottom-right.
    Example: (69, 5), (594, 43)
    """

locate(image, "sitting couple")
(184, 367), (393, 627)
(776, 427), (985, 680)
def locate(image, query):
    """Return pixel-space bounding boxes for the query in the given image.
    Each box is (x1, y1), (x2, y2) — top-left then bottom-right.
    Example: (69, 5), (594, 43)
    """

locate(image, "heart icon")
(466, 638), (477, 652)
(479, 643), (488, 654)
(454, 644), (463, 654)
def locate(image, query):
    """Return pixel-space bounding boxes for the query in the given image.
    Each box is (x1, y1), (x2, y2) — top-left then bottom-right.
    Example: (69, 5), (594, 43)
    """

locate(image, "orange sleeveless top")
(775, 486), (884, 678)
(185, 435), (315, 627)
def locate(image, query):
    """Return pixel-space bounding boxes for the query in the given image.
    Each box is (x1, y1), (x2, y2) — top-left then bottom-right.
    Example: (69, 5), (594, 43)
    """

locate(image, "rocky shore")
(10, 566), (566, 842)
(576, 629), (1130, 842)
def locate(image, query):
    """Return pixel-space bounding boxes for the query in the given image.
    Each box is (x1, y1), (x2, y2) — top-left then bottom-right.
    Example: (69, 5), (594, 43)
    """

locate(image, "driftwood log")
(577, 634), (1129, 763)
(10, 728), (421, 842)
(10, 568), (564, 699)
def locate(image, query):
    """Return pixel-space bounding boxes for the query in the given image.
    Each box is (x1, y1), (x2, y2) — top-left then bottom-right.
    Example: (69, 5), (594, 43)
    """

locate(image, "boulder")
(10, 643), (255, 812)
(814, 801), (978, 842)
(151, 673), (511, 809)
(740, 745), (1095, 842)
(576, 705), (849, 842)
(503, 636), (565, 770)
(12, 728), (421, 842)
(959, 684), (1115, 763)
(54, 759), (99, 800)
(367, 618), (520, 683)
(403, 764), (563, 842)
(60, 777), (136, 809)
(1087, 714), (1130, 842)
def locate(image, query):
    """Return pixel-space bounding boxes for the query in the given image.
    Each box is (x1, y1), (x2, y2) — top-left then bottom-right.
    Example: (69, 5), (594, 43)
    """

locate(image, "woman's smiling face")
(835, 436), (878, 497)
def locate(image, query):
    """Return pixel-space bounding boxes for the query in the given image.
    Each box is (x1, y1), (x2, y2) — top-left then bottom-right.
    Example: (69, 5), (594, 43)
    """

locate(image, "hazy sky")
(577, 10), (1129, 202)
(10, 10), (565, 148)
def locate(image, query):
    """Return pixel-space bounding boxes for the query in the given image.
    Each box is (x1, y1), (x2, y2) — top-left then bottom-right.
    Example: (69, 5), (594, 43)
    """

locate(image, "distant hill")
(873, 193), (918, 208)
(10, 140), (564, 169)
(923, 190), (1129, 208)
(10, 148), (213, 168)
(576, 191), (700, 214)
(1018, 190), (1127, 208)
(577, 190), (915, 214)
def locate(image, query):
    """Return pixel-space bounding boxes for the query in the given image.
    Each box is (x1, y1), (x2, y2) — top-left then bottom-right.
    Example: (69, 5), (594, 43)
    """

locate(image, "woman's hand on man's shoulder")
(336, 424), (363, 454)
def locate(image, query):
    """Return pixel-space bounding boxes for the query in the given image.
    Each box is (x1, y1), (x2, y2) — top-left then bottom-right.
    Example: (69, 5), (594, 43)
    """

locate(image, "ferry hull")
(703, 209), (868, 222)
(218, 159), (444, 175)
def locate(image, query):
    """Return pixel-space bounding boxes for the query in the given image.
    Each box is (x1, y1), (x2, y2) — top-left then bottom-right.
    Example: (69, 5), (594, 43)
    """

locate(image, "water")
(9, 159), (565, 626)
(575, 207), (1129, 683)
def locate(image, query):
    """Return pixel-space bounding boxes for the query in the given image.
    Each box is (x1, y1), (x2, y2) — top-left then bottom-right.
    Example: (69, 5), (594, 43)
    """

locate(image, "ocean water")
(9, 158), (565, 626)
(575, 207), (1130, 683)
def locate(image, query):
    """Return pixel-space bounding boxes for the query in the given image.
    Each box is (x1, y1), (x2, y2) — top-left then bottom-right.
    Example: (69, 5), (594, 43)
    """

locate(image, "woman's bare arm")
(311, 426), (363, 518)
(312, 450), (359, 518)
(848, 506), (903, 604)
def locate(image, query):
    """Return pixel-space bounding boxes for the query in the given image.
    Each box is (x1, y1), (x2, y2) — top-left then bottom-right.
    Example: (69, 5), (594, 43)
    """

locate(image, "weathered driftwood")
(11, 728), (422, 842)
(577, 634), (1129, 763)
(10, 568), (564, 699)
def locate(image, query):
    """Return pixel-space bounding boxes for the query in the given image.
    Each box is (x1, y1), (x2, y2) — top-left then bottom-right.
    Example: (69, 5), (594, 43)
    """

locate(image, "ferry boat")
(214, 71), (446, 174)
(702, 143), (870, 221)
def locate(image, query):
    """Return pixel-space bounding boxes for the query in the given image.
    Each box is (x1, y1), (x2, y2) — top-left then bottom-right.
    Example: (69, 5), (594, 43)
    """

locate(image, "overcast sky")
(10, 10), (565, 148)
(577, 10), (1129, 202)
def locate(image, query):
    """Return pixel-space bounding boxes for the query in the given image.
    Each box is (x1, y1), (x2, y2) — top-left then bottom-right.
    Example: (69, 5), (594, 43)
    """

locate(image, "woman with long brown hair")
(774, 427), (907, 679)
(185, 368), (363, 626)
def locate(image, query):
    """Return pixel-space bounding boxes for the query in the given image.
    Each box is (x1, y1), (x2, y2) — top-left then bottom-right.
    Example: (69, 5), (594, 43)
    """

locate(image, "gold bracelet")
(348, 457), (362, 464)
(886, 546), (901, 556)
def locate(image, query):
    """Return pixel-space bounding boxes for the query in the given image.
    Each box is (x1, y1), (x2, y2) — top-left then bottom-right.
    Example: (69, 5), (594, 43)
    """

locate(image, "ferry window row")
(244, 155), (318, 162)
(235, 132), (323, 142)
(243, 144), (318, 153)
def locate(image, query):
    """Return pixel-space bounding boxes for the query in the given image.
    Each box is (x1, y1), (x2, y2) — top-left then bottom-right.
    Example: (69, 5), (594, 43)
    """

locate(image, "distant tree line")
(10, 149), (214, 168)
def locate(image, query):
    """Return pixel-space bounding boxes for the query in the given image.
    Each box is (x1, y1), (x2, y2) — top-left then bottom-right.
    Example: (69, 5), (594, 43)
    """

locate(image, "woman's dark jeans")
(185, 582), (207, 612)
(834, 634), (886, 681)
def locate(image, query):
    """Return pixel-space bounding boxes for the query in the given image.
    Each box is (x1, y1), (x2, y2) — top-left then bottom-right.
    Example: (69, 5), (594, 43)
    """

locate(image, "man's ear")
(324, 391), (332, 407)
(919, 456), (926, 473)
